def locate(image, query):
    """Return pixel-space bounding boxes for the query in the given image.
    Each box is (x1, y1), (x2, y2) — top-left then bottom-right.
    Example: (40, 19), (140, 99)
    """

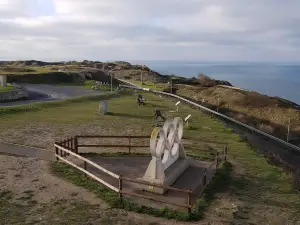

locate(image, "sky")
(0, 0), (300, 62)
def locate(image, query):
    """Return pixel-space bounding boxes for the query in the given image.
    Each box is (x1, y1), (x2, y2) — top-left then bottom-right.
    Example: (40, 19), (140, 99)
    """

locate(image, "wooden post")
(203, 169), (207, 186)
(216, 152), (220, 169)
(84, 161), (87, 177)
(287, 118), (291, 143)
(71, 137), (74, 153)
(75, 136), (78, 154)
(119, 177), (123, 201)
(67, 138), (70, 156)
(187, 192), (192, 213)
(55, 146), (59, 161)
(128, 135), (131, 154)
(224, 143), (228, 161)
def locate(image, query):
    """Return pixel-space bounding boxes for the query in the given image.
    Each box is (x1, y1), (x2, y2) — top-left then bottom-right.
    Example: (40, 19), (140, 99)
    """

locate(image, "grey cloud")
(0, 0), (300, 61)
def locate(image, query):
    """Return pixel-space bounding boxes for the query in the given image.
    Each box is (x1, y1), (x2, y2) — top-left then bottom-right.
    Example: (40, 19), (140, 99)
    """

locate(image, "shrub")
(198, 73), (212, 82)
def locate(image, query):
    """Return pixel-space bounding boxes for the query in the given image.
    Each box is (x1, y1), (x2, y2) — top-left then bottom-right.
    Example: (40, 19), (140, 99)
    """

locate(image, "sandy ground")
(0, 154), (202, 225)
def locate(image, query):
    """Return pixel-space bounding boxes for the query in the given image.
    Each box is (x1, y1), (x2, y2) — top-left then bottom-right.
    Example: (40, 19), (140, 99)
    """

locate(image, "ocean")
(129, 61), (300, 105)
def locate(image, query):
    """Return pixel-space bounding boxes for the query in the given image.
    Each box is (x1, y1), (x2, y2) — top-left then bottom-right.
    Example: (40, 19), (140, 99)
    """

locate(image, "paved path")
(0, 83), (104, 107)
(0, 142), (55, 161)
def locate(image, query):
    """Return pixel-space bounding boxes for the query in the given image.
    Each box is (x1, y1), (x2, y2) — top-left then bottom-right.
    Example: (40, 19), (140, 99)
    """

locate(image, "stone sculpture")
(99, 100), (108, 114)
(140, 117), (189, 194)
(0, 75), (7, 87)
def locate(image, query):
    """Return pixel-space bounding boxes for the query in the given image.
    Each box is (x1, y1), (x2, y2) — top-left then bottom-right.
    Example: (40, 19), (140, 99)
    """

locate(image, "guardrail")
(118, 83), (300, 153)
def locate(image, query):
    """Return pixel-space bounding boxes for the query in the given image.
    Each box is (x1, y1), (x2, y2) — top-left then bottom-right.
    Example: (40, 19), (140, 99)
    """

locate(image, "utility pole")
(107, 65), (112, 92)
(217, 97), (220, 112)
(141, 65), (144, 85)
(110, 71), (113, 92)
(287, 118), (291, 142)
(170, 78), (173, 94)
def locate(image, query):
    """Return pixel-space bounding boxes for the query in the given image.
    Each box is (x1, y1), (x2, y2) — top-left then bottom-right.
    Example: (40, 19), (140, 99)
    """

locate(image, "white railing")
(54, 143), (120, 192)
(118, 83), (300, 153)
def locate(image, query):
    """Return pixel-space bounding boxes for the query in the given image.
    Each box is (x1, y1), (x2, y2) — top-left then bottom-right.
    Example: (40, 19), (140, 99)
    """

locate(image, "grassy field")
(134, 81), (165, 91)
(0, 84), (15, 92)
(1, 90), (300, 224)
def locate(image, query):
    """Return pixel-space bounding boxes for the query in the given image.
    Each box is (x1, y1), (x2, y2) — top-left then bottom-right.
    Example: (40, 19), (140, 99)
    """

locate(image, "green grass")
(0, 189), (135, 225)
(0, 84), (15, 92)
(134, 81), (165, 91)
(1, 90), (300, 223)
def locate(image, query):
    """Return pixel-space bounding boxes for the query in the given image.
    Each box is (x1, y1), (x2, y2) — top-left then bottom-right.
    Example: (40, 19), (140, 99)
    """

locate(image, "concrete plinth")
(139, 159), (189, 194)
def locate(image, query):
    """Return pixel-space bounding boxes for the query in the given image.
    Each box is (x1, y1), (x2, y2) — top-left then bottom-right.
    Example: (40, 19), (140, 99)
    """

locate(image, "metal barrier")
(118, 83), (300, 153)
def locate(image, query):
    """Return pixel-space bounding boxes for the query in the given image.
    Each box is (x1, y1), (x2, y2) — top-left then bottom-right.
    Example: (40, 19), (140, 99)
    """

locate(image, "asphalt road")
(0, 83), (103, 107)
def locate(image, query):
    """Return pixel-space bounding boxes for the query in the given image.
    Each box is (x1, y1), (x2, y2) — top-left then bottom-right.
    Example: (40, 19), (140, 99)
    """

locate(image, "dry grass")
(176, 84), (300, 140)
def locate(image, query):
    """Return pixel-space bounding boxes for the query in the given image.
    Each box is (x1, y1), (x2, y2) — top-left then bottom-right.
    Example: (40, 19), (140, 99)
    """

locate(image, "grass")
(0, 84), (15, 92)
(1, 90), (300, 223)
(134, 81), (165, 91)
(0, 189), (135, 225)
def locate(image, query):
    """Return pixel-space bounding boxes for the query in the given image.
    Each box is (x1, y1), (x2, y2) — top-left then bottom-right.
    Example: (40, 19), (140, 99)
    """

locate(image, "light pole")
(141, 65), (144, 85)
(110, 71), (113, 92)
(287, 118), (291, 142)
(107, 66), (113, 92)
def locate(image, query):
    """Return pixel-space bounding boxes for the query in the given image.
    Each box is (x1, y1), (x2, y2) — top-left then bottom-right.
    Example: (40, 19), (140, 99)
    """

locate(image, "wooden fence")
(54, 135), (228, 213)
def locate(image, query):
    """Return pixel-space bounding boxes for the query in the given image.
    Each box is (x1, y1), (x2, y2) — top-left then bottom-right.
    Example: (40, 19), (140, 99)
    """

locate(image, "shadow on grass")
(191, 161), (233, 220)
(107, 112), (153, 120)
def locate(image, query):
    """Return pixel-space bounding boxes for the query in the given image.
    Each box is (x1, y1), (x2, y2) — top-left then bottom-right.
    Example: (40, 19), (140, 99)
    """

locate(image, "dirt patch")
(0, 154), (105, 206)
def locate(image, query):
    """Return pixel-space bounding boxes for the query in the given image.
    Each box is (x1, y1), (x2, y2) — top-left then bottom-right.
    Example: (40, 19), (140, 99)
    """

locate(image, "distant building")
(0, 75), (7, 87)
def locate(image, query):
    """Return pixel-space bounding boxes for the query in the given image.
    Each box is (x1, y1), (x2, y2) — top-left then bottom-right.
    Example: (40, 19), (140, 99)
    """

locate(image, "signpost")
(185, 114), (191, 127)
(175, 101), (181, 112)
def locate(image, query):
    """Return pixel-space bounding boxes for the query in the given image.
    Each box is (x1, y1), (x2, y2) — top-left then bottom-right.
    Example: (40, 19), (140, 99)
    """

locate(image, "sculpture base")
(138, 159), (189, 194)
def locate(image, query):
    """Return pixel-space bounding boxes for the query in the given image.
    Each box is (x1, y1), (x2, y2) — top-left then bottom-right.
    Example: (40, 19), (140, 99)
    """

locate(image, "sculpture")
(140, 117), (189, 194)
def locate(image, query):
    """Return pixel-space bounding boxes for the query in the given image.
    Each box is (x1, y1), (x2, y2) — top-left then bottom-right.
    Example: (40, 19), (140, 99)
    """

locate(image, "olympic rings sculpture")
(150, 117), (184, 170)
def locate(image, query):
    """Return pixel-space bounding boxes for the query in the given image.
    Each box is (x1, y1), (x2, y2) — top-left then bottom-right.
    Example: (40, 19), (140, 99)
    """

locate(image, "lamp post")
(141, 65), (144, 85)
(107, 66), (113, 92)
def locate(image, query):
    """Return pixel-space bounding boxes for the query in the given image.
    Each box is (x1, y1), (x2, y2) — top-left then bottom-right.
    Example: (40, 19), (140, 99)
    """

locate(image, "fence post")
(203, 169), (207, 186)
(128, 135), (131, 154)
(216, 152), (220, 169)
(84, 161), (87, 177)
(119, 177), (123, 201)
(55, 144), (59, 161)
(187, 191), (192, 214)
(60, 141), (63, 157)
(67, 138), (70, 156)
(75, 136), (78, 154)
(224, 143), (228, 161)
(71, 137), (74, 153)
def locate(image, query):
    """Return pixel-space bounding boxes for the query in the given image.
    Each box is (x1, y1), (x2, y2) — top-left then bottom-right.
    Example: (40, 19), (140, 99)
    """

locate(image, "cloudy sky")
(0, 0), (299, 61)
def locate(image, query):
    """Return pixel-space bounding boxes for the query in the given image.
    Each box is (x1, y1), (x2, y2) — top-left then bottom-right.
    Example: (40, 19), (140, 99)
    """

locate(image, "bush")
(198, 73), (212, 82)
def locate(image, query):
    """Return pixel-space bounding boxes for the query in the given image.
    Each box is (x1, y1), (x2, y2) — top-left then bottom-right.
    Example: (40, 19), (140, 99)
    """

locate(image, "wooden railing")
(76, 135), (149, 154)
(54, 135), (228, 213)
